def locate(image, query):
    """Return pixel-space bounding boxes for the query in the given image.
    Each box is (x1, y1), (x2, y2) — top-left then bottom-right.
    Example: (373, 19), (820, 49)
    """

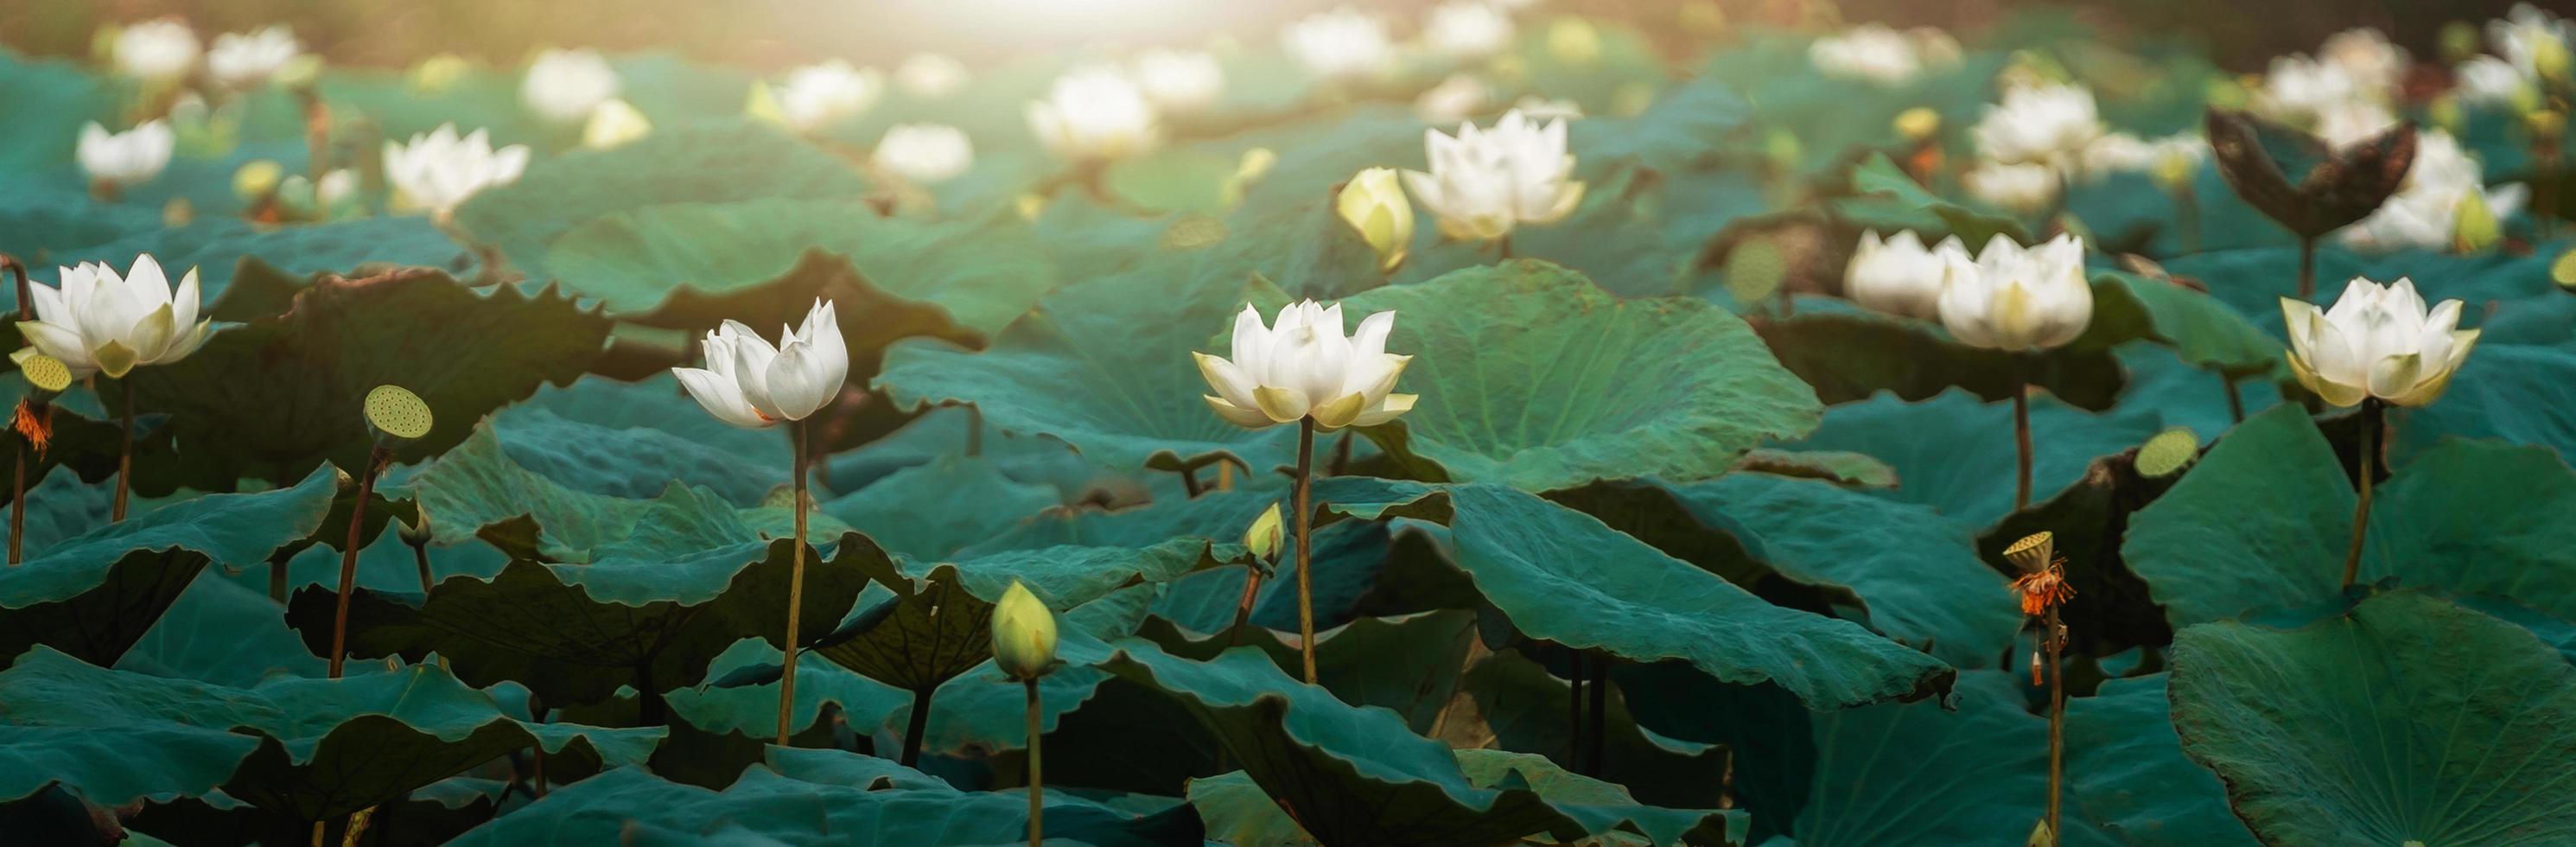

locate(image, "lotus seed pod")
(17, 355), (72, 395)
(232, 160), (283, 201)
(991, 580), (1059, 681)
(364, 385), (433, 441)
(2003, 531), (2055, 574)
(2553, 250), (2576, 291)
(1245, 502), (1285, 562)
(2134, 427), (2199, 478)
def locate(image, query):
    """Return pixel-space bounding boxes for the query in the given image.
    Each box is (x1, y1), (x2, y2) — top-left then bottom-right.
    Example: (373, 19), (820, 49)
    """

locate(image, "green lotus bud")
(408, 54), (471, 93)
(2453, 191), (2501, 253)
(233, 160), (283, 201)
(275, 54), (325, 90)
(2439, 22), (2481, 63)
(2026, 818), (2057, 847)
(1548, 18), (1601, 65)
(2537, 37), (2573, 86)
(1336, 168), (1413, 271)
(1765, 128), (1803, 171)
(2552, 249), (2576, 290)
(990, 580), (1059, 681)
(1893, 108), (1941, 143)
(364, 385), (434, 441)
(2428, 96), (2464, 135)
(2134, 427), (2199, 478)
(1245, 502), (1285, 562)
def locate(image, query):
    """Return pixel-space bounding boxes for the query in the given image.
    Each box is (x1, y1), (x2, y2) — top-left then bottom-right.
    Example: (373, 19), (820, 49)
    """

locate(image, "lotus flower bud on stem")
(1336, 168), (1414, 271)
(991, 578), (1060, 847)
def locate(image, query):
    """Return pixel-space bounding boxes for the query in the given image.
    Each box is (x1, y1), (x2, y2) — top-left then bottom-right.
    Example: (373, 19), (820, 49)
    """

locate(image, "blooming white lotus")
(873, 124), (974, 183)
(2342, 130), (2525, 252)
(1423, 1), (1514, 59)
(1402, 109), (1583, 242)
(1027, 67), (1160, 161)
(521, 48), (620, 124)
(2318, 28), (2407, 96)
(1809, 24), (1915, 86)
(16, 255), (212, 379)
(895, 53), (969, 99)
(1337, 168), (1414, 271)
(1132, 48), (1224, 111)
(2256, 55), (2364, 123)
(774, 60), (884, 133)
(1972, 81), (2102, 168)
(1937, 233), (2094, 351)
(2455, 55), (2529, 105)
(78, 121), (175, 189)
(1845, 230), (1965, 320)
(2282, 278), (2479, 407)
(112, 19), (200, 81)
(1962, 157), (2060, 215)
(2490, 3), (2573, 80)
(1196, 302), (1415, 430)
(1282, 7), (1394, 81)
(582, 99), (652, 149)
(207, 26), (300, 90)
(1415, 73), (1491, 124)
(673, 300), (849, 429)
(382, 124), (531, 220)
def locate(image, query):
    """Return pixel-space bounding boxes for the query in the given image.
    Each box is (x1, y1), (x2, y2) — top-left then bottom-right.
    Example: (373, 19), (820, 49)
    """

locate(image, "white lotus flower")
(1809, 24), (1922, 86)
(2456, 55), (2529, 105)
(1283, 7), (1393, 81)
(77, 121), (175, 188)
(672, 300), (849, 429)
(1845, 230), (1965, 320)
(2340, 131), (2527, 252)
(2281, 277), (2478, 407)
(112, 19), (200, 81)
(1424, 2), (1514, 59)
(206, 26), (299, 90)
(1962, 157), (2060, 216)
(1936, 233), (2093, 352)
(16, 255), (212, 379)
(1402, 109), (1583, 242)
(582, 99), (652, 149)
(2318, 28), (2407, 97)
(1972, 81), (2102, 167)
(1132, 48), (1224, 111)
(1415, 73), (1491, 124)
(521, 48), (620, 124)
(776, 60), (883, 133)
(895, 53), (969, 99)
(2313, 99), (2401, 149)
(382, 124), (531, 220)
(1027, 67), (1160, 161)
(2080, 131), (2204, 179)
(2490, 3), (2573, 80)
(1195, 301), (1415, 430)
(873, 124), (973, 184)
(315, 169), (358, 209)
(1510, 96), (1583, 122)
(2256, 55), (2362, 123)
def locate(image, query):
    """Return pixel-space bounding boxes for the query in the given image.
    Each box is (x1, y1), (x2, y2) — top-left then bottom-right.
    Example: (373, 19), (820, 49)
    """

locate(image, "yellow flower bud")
(990, 580), (1059, 681)
(232, 160), (283, 201)
(2427, 96), (2464, 135)
(275, 54), (325, 90)
(1893, 108), (1941, 143)
(1336, 168), (1414, 271)
(582, 99), (653, 150)
(745, 80), (789, 128)
(2528, 109), (2566, 141)
(409, 54), (471, 94)
(2537, 37), (2573, 85)
(1548, 18), (1601, 65)
(1245, 502), (1285, 561)
(2452, 191), (2500, 253)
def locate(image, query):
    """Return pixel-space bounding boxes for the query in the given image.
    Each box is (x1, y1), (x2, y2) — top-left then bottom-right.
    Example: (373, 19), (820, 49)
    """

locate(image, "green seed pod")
(17, 354), (72, 395)
(991, 580), (1059, 681)
(364, 385), (434, 441)
(2135, 427), (2199, 478)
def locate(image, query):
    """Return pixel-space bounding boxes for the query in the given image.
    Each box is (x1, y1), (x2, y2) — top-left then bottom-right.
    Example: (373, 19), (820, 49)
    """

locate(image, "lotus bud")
(233, 160), (284, 201)
(2529, 109), (2567, 143)
(1894, 107), (1941, 143)
(582, 99), (652, 150)
(990, 580), (1059, 681)
(2427, 96), (2463, 135)
(2535, 36), (2573, 84)
(1765, 128), (1803, 172)
(2553, 249), (2576, 291)
(1548, 18), (1602, 65)
(410, 54), (472, 93)
(2452, 191), (2500, 253)
(1336, 168), (1413, 271)
(1246, 503), (1285, 562)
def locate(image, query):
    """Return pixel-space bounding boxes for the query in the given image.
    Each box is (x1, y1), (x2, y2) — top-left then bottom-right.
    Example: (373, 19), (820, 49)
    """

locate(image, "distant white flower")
(1510, 96), (1583, 122)
(1809, 23), (1921, 86)
(2081, 131), (2204, 178)
(2281, 277), (2478, 407)
(1972, 81), (2102, 167)
(2456, 55), (2528, 105)
(1402, 109), (1584, 241)
(582, 98), (652, 150)
(1962, 157), (2060, 215)
(2490, 3), (2573, 80)
(673, 300), (849, 429)
(1415, 73), (1490, 124)
(2318, 28), (2407, 96)
(1195, 301), (1415, 430)
(382, 124), (531, 220)
(1423, 2), (1514, 59)
(16, 254), (212, 379)
(2313, 99), (2400, 149)
(1937, 233), (2093, 352)
(2257, 55), (2363, 122)
(1132, 48), (1224, 111)
(315, 168), (358, 208)
(206, 26), (299, 90)
(874, 124), (974, 183)
(775, 60), (884, 133)
(77, 121), (175, 188)
(1283, 7), (1393, 81)
(2341, 130), (2526, 252)
(521, 48), (620, 124)
(1845, 230), (1965, 320)
(1027, 67), (1160, 161)
(895, 53), (969, 99)
(112, 19), (200, 81)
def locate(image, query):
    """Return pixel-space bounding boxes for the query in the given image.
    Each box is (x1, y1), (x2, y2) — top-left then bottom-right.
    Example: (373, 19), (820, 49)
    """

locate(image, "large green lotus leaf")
(494, 373), (784, 505)
(1572, 76), (1749, 175)
(115, 574), (327, 687)
(875, 263), (1298, 474)
(15, 218), (474, 313)
(0, 54), (114, 173)
(1662, 473), (2023, 668)
(454, 764), (1201, 845)
(1143, 608), (1479, 737)
(1108, 642), (1740, 846)
(1975, 443), (2191, 657)
(0, 646), (660, 820)
(1193, 192), (1386, 302)
(1841, 153), (2031, 246)
(2065, 674), (2258, 846)
(1388, 165), (1756, 300)
(124, 265), (609, 493)
(1754, 304), (2128, 411)
(818, 455), (1059, 560)
(0, 188), (167, 267)
(2170, 590), (2576, 846)
(454, 120), (873, 271)
(665, 646), (910, 742)
(1772, 672), (2094, 847)
(2160, 242), (2555, 319)
(1697, 35), (2004, 177)
(539, 198), (1054, 337)
(1340, 261), (1821, 490)
(0, 468), (337, 668)
(2388, 344), (2576, 466)
(1791, 388), (2163, 528)
(318, 67), (544, 150)
(1458, 650), (1732, 811)
(2083, 271), (2287, 380)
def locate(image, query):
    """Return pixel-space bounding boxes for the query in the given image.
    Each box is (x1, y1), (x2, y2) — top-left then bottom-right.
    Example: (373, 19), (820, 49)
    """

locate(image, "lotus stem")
(411, 540), (435, 595)
(328, 445), (388, 678)
(8, 446), (22, 566)
(1566, 648), (1585, 773)
(2045, 606), (2065, 839)
(112, 379), (134, 523)
(526, 691), (548, 799)
(2174, 183), (2201, 254)
(2295, 235), (2318, 301)
(1179, 464), (1204, 497)
(1025, 678), (1044, 847)
(2013, 357), (2034, 511)
(777, 419), (811, 746)
(1495, 233), (1513, 261)
(901, 686), (933, 767)
(1587, 654), (1609, 778)
(2341, 398), (2382, 589)
(1293, 417), (1318, 685)
(2222, 375), (2245, 424)
(1226, 565), (1265, 647)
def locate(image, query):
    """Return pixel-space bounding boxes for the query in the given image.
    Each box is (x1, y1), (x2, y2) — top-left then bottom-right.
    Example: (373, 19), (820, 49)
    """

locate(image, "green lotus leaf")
(2169, 590), (2576, 846)
(1729, 449), (1900, 487)
(115, 575), (328, 687)
(319, 67), (544, 150)
(1792, 388), (2164, 528)
(2160, 242), (2554, 319)
(1343, 260), (1821, 490)
(1754, 304), (2129, 411)
(0, 54), (113, 173)
(1143, 608), (1480, 736)
(20, 219), (473, 315)
(2065, 674), (2258, 846)
(1389, 166), (1757, 299)
(1846, 153), (2031, 245)
(0, 188), (165, 267)
(2082, 271), (2286, 380)
(2388, 344), (2576, 467)
(1458, 649), (1732, 810)
(819, 454), (1059, 560)
(1759, 672), (2084, 846)
(1697, 36), (2004, 177)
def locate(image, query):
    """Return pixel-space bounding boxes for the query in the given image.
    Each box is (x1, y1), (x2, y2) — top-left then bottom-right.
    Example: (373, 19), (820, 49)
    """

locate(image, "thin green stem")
(2342, 399), (2382, 589)
(901, 686), (933, 767)
(777, 419), (811, 746)
(1586, 654), (1609, 778)
(2223, 374), (2245, 424)
(1026, 678), (1044, 847)
(2013, 358), (2033, 511)
(1294, 417), (1317, 684)
(9, 442), (23, 566)
(112, 379), (133, 523)
(328, 446), (386, 679)
(2045, 607), (2064, 839)
(2296, 235), (2318, 301)
(1567, 649), (1586, 774)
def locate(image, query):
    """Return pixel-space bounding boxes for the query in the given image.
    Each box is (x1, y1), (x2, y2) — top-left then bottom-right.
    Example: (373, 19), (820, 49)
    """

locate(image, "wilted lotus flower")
(2342, 130), (2525, 252)
(112, 19), (200, 81)
(1337, 167), (1414, 271)
(672, 300), (849, 429)
(990, 580), (1059, 681)
(1845, 230), (1965, 320)
(1402, 109), (1583, 242)
(520, 48), (620, 124)
(1807, 23), (1923, 86)
(1131, 48), (1223, 111)
(1196, 301), (1415, 430)
(1283, 7), (1394, 81)
(2455, 55), (2529, 105)
(2205, 108), (2415, 243)
(895, 53), (969, 99)
(1962, 157), (2061, 215)
(1027, 67), (1160, 162)
(16, 255), (212, 379)
(1936, 233), (2094, 352)
(382, 124), (531, 220)
(206, 26), (299, 90)
(1973, 81), (2102, 168)
(873, 124), (973, 183)
(775, 60), (884, 133)
(582, 99), (652, 149)
(2490, 3), (2573, 80)
(1423, 1), (1514, 59)
(2282, 277), (2479, 407)
(1414, 73), (1490, 124)
(78, 121), (175, 189)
